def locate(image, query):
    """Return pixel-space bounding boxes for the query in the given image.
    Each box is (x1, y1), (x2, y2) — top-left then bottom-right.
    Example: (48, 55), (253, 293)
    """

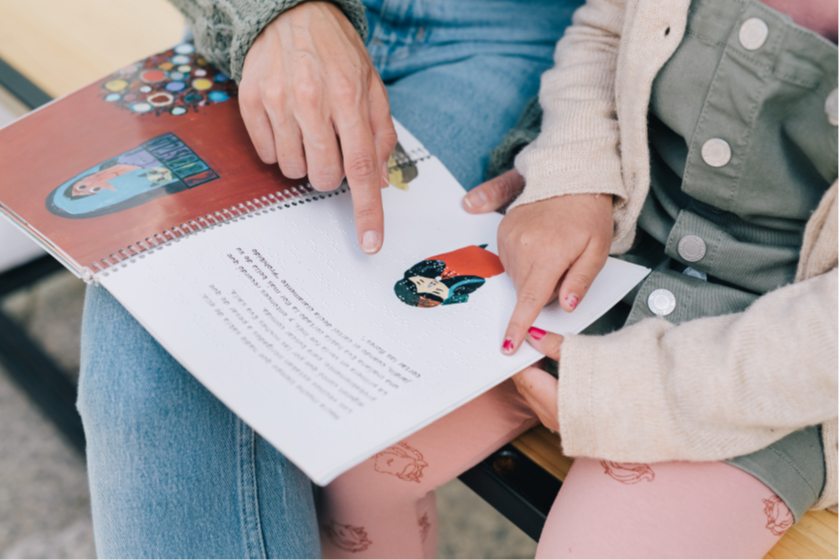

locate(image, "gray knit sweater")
(168, 0), (369, 83)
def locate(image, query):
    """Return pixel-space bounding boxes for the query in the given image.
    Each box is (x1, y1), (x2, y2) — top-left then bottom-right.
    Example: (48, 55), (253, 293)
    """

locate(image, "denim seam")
(239, 419), (268, 559)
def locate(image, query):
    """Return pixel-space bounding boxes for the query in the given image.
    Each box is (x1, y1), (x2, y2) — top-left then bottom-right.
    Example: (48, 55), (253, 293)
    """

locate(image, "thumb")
(463, 169), (525, 213)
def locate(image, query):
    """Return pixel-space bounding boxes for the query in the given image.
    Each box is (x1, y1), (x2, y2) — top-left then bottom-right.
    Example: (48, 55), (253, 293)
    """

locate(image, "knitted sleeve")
(168, 0), (369, 83)
(508, 0), (627, 213)
(484, 97), (542, 182)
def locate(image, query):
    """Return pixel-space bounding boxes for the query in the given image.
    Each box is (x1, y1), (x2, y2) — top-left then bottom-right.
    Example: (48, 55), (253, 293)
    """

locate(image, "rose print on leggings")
(763, 495), (793, 536)
(373, 441), (428, 483)
(600, 460), (655, 484)
(323, 520), (372, 552)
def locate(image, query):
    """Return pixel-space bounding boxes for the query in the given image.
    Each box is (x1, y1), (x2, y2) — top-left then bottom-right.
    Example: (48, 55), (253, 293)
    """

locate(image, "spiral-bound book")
(0, 45), (649, 484)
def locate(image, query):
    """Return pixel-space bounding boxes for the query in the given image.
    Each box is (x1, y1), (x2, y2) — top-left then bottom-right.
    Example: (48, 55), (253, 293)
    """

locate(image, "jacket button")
(678, 235), (707, 262)
(701, 138), (732, 167)
(648, 289), (676, 316)
(826, 88), (838, 126)
(739, 18), (769, 50)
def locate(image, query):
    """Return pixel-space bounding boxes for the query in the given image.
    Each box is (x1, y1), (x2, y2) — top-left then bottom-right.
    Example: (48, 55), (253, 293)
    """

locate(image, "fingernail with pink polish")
(527, 327), (546, 340)
(502, 338), (515, 353)
(566, 294), (579, 310)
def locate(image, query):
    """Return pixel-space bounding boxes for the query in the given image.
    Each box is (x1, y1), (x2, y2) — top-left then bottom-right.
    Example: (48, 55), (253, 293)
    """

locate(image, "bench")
(2, 4), (835, 558)
(459, 426), (838, 559)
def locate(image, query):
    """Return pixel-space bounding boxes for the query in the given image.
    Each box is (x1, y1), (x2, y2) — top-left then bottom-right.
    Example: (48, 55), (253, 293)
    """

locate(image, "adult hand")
(512, 327), (562, 432)
(239, 1), (398, 254)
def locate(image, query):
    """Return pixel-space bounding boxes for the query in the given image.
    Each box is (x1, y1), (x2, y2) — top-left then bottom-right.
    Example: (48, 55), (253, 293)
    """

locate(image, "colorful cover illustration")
(100, 43), (236, 116)
(394, 245), (504, 308)
(46, 133), (218, 219)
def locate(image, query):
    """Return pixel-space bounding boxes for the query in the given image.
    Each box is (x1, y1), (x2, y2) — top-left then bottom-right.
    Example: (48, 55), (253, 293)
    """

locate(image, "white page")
(100, 122), (649, 485)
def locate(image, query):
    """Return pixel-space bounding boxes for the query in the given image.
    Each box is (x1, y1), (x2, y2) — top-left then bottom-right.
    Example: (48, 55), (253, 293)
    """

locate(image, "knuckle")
(239, 83), (261, 111)
(345, 153), (377, 179)
(353, 202), (381, 223)
(516, 290), (542, 308)
(379, 128), (399, 153)
(566, 272), (592, 291)
(292, 80), (319, 108)
(332, 75), (359, 106)
(263, 82), (288, 106)
(495, 174), (519, 203)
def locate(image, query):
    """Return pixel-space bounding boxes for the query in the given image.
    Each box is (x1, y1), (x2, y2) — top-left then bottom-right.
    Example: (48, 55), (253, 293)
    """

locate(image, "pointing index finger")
(502, 266), (565, 355)
(335, 102), (385, 254)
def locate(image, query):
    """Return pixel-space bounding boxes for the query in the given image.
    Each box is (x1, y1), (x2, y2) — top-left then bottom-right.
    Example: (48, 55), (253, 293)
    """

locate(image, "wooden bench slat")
(511, 426), (838, 559)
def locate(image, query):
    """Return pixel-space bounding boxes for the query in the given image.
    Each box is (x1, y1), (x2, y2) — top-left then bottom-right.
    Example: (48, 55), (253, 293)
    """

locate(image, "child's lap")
(538, 457), (790, 558)
(326, 379), (793, 558)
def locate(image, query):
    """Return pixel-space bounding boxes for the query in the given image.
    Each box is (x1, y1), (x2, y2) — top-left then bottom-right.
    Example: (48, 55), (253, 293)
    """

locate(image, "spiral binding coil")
(85, 148), (431, 280)
(85, 183), (343, 278)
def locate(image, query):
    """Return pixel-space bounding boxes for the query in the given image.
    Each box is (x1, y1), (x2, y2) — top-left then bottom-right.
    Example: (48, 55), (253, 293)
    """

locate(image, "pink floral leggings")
(318, 380), (793, 558)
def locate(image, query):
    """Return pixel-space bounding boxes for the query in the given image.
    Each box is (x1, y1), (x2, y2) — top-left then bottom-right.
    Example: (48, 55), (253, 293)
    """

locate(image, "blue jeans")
(78, 1), (581, 556)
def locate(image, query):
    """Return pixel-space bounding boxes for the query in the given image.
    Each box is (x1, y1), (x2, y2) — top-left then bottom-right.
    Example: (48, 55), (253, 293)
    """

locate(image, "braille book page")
(100, 121), (650, 485)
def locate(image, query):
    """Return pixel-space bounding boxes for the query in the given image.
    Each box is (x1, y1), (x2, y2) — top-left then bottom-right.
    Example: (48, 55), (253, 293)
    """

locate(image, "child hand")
(499, 192), (613, 354)
(462, 169), (526, 213)
(511, 327), (563, 432)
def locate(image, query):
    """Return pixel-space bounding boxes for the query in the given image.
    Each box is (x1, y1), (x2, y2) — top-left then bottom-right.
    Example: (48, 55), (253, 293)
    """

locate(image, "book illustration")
(387, 142), (419, 190)
(394, 244), (504, 308)
(46, 133), (219, 219)
(372, 441), (428, 483)
(599, 461), (655, 484)
(322, 520), (373, 552)
(101, 43), (237, 116)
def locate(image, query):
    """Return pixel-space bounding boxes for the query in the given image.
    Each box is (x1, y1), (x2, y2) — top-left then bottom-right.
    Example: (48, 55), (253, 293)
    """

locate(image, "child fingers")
(463, 169), (525, 213)
(557, 239), (611, 313)
(511, 366), (559, 432)
(502, 266), (563, 354)
(524, 327), (563, 361)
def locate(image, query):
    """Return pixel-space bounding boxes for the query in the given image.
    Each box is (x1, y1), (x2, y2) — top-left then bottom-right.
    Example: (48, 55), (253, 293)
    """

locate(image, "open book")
(0, 44), (649, 484)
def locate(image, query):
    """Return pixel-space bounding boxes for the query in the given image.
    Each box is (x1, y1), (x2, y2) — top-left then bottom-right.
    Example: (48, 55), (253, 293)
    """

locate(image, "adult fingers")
(557, 239), (611, 312)
(334, 93), (385, 254)
(368, 78), (397, 188)
(523, 327), (563, 361)
(239, 84), (281, 165)
(502, 263), (568, 354)
(299, 117), (344, 191)
(463, 169), (525, 213)
(289, 68), (344, 190)
(511, 366), (559, 432)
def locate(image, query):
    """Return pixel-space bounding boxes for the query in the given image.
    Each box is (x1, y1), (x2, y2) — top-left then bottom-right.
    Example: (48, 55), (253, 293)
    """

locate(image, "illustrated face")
(409, 276), (449, 300)
(70, 164), (140, 197)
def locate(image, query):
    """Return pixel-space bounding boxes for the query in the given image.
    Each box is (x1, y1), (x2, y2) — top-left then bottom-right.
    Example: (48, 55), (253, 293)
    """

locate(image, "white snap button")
(826, 88), (838, 126)
(739, 18), (769, 51)
(678, 235), (707, 262)
(701, 138), (732, 167)
(648, 289), (676, 316)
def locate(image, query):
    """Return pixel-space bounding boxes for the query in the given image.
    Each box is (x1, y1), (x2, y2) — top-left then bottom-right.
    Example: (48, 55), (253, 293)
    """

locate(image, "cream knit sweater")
(512, 0), (838, 511)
